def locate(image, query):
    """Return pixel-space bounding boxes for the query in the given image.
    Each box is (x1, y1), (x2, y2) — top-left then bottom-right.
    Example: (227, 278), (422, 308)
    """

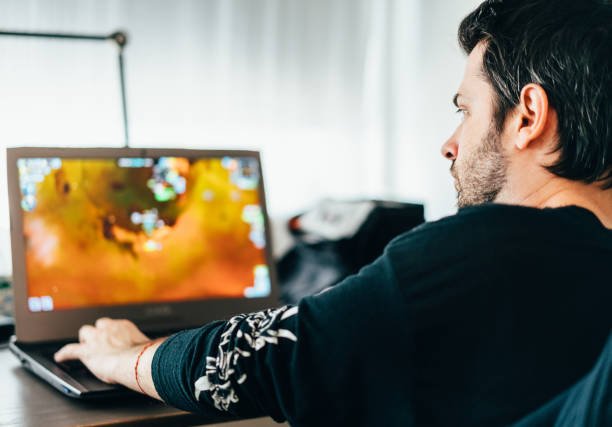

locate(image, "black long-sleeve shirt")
(152, 204), (612, 426)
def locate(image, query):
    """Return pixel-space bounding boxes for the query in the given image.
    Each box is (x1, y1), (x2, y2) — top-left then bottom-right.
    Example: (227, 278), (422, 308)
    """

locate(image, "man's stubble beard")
(451, 125), (508, 208)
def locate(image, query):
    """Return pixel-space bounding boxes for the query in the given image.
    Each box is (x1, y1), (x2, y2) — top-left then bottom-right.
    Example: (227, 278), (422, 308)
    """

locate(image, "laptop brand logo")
(143, 305), (173, 318)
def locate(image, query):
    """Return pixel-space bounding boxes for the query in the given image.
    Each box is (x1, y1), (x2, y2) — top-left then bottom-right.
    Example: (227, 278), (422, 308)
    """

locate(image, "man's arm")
(54, 308), (302, 419)
(54, 253), (409, 424)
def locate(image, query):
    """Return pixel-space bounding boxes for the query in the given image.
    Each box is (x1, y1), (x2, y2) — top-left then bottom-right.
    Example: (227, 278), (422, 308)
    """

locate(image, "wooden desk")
(0, 344), (284, 427)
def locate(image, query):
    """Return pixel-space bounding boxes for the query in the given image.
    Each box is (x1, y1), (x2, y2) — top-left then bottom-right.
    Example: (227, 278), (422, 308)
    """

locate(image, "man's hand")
(54, 318), (163, 398)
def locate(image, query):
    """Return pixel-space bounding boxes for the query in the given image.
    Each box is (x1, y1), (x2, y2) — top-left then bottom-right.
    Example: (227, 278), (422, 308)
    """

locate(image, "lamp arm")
(0, 29), (131, 148)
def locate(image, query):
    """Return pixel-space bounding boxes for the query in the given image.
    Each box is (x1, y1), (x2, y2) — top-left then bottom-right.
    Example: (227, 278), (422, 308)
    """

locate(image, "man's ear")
(513, 83), (549, 150)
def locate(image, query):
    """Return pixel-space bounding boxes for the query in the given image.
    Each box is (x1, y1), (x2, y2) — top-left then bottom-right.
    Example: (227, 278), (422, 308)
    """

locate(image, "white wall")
(390, 0), (482, 220)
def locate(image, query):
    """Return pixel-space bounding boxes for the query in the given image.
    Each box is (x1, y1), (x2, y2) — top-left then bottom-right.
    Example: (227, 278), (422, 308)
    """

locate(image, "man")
(55, 0), (612, 425)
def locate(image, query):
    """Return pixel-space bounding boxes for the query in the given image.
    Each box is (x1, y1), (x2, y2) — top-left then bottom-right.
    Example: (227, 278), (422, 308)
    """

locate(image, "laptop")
(6, 147), (280, 399)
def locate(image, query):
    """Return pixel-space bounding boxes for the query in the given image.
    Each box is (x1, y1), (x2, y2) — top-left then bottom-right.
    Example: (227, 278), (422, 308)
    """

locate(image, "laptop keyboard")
(33, 332), (176, 387)
(39, 350), (118, 389)
(39, 348), (92, 375)
(55, 357), (89, 374)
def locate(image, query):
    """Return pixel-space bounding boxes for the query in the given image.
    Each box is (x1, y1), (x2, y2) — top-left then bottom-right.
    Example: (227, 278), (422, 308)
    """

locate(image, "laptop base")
(9, 336), (132, 399)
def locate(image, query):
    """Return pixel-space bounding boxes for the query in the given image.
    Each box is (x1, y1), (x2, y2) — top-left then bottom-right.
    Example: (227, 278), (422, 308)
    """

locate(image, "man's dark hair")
(458, 0), (612, 188)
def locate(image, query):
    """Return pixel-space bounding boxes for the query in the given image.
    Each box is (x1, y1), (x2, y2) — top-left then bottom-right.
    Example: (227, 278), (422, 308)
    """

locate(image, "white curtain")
(0, 0), (481, 275)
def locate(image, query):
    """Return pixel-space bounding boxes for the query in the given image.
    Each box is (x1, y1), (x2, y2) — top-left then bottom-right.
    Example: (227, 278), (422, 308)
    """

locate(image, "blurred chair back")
(512, 331), (611, 427)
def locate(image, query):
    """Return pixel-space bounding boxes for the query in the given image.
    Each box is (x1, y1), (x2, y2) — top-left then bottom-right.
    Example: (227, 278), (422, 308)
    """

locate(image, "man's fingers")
(95, 317), (113, 329)
(78, 324), (96, 343)
(54, 343), (83, 362)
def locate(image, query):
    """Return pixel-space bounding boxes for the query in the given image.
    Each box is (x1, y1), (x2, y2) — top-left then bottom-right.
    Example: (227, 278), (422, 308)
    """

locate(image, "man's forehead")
(466, 43), (487, 76)
(456, 43), (488, 102)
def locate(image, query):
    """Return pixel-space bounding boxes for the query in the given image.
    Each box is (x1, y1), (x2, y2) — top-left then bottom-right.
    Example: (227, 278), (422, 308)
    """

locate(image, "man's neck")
(496, 176), (612, 229)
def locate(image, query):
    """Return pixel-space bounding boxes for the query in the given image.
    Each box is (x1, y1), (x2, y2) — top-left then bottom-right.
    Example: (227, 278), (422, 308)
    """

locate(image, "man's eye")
(455, 108), (468, 119)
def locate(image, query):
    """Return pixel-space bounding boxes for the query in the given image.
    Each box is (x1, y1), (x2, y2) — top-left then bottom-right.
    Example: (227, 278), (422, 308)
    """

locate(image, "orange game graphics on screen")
(17, 156), (271, 312)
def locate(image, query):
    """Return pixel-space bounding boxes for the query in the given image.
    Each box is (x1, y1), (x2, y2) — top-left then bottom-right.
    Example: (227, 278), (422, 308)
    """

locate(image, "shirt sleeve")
(151, 252), (414, 425)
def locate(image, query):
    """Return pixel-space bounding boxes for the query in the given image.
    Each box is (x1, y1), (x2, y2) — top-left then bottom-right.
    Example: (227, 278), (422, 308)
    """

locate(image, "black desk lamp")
(0, 29), (131, 148)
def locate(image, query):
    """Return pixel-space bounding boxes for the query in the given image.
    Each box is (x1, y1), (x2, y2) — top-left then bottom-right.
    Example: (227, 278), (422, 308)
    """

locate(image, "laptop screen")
(16, 155), (271, 312)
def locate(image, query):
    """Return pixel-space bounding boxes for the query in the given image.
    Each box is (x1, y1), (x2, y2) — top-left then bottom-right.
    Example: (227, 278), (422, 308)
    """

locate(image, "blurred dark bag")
(276, 200), (424, 304)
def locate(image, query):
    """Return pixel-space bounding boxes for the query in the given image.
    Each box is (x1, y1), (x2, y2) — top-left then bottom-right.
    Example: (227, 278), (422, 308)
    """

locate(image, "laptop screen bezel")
(7, 147), (281, 343)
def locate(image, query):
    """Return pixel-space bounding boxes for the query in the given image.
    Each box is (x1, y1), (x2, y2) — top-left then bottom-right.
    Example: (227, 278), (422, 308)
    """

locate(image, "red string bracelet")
(134, 341), (155, 394)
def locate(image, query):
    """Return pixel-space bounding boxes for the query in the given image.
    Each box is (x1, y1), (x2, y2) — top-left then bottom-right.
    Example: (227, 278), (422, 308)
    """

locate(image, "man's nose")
(441, 135), (458, 161)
